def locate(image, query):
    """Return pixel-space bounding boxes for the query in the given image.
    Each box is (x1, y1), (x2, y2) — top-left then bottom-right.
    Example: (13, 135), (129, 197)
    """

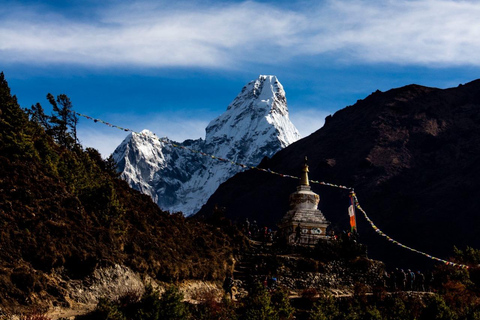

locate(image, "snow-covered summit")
(205, 75), (300, 163)
(113, 75), (301, 215)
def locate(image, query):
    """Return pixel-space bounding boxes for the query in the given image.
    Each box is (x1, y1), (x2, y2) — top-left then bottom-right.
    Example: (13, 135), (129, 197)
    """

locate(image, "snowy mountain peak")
(205, 75), (300, 160)
(113, 75), (301, 215)
(139, 129), (155, 136)
(227, 75), (286, 114)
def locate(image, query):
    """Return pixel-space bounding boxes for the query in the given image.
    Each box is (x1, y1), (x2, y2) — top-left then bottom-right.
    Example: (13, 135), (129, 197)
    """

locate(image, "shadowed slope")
(198, 80), (480, 268)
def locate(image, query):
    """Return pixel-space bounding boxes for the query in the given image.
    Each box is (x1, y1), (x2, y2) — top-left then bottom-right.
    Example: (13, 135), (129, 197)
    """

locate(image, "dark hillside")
(198, 80), (480, 269)
(0, 73), (234, 311)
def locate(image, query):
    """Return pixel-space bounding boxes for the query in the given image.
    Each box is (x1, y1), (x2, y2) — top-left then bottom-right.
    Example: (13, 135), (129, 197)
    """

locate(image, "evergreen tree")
(364, 306), (382, 320)
(104, 154), (120, 177)
(157, 285), (189, 320)
(420, 295), (457, 320)
(0, 72), (36, 157)
(241, 282), (278, 320)
(47, 93), (78, 148)
(134, 285), (189, 320)
(384, 295), (408, 320)
(309, 292), (339, 320)
(77, 298), (126, 320)
(27, 102), (51, 131)
(271, 287), (295, 320)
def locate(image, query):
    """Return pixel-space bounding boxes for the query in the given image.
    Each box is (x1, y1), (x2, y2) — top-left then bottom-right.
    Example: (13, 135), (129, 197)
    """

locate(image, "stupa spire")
(300, 156), (310, 186)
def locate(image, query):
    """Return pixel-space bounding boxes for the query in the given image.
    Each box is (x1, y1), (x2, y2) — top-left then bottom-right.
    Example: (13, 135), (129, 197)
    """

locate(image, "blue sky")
(2, 0), (480, 156)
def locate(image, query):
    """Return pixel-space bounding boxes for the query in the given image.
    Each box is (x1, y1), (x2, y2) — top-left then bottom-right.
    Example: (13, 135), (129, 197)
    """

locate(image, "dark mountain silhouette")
(197, 79), (480, 269)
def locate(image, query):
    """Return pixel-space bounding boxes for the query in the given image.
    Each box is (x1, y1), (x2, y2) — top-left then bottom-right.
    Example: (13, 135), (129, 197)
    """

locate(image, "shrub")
(420, 295), (457, 320)
(241, 282), (277, 320)
(157, 285), (189, 320)
(271, 287), (295, 320)
(76, 297), (126, 320)
(309, 292), (339, 320)
(189, 295), (238, 320)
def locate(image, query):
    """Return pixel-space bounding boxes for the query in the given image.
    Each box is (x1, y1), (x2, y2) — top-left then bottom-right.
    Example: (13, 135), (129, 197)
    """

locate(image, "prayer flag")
(348, 204), (355, 217)
(349, 192), (357, 232)
(348, 204), (356, 231)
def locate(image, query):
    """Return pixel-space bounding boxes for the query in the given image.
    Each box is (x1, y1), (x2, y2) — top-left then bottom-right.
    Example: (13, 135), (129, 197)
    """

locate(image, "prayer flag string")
(76, 111), (470, 269)
(351, 192), (469, 269)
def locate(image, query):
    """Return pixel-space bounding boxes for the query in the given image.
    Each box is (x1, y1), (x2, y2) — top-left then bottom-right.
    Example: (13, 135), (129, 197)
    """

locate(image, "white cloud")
(0, 1), (302, 68)
(310, 0), (480, 66)
(1, 0), (480, 68)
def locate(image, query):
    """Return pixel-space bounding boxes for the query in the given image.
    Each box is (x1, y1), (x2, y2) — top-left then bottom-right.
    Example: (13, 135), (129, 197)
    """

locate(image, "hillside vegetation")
(0, 72), (236, 311)
(3, 72), (480, 319)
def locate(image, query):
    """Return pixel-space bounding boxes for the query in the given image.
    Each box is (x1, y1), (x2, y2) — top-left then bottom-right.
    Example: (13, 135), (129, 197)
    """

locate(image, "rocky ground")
(231, 239), (384, 298)
(1, 237), (433, 320)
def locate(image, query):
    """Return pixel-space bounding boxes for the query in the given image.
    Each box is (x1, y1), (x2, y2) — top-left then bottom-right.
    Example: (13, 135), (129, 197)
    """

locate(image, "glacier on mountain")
(113, 75), (301, 215)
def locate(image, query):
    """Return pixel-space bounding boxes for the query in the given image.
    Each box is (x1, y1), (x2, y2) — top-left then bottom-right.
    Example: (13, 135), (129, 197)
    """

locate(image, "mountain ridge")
(113, 75), (301, 215)
(197, 79), (480, 268)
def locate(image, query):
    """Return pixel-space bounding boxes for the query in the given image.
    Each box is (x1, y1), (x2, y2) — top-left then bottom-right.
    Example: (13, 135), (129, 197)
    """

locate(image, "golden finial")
(301, 156), (309, 186)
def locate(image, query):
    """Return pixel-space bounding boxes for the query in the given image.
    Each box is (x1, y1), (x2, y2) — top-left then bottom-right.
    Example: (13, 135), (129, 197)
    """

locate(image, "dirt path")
(46, 304), (95, 320)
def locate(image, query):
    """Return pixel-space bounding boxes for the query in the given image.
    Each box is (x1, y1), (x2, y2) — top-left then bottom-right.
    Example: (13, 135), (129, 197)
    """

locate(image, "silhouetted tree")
(0, 72), (36, 156)
(27, 102), (51, 131)
(47, 93), (78, 148)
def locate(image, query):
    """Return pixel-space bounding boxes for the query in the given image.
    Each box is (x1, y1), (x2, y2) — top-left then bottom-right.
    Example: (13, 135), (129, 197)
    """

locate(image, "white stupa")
(278, 157), (330, 245)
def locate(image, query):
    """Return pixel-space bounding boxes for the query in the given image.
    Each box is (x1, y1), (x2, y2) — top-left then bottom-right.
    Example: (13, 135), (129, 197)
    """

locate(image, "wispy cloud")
(0, 1), (302, 68)
(1, 0), (480, 68)
(309, 0), (480, 66)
